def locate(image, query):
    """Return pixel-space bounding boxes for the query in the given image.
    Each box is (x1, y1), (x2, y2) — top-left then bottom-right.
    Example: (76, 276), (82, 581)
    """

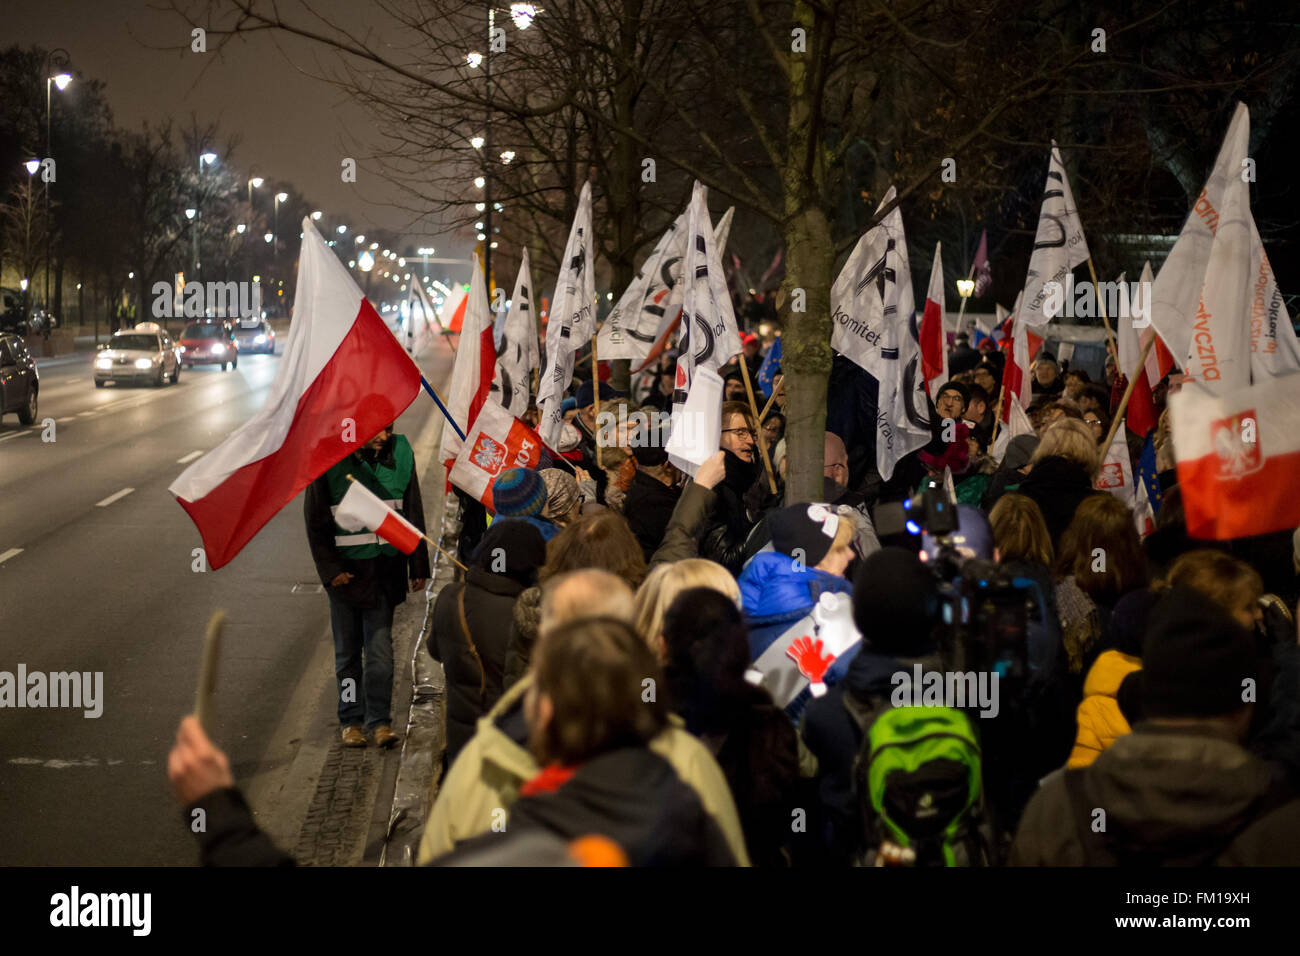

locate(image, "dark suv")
(0, 333), (39, 425)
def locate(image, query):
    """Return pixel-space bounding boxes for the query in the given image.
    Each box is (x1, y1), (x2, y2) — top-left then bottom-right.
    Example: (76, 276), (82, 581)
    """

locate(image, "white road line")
(95, 487), (134, 508)
(0, 429), (34, 443)
(0, 548), (23, 565)
(57, 418), (75, 424)
(76, 410), (96, 417)
(177, 450), (203, 464)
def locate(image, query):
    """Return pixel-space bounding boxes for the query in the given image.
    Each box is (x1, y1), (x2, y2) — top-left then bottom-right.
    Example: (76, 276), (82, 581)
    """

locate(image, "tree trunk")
(779, 0), (834, 506)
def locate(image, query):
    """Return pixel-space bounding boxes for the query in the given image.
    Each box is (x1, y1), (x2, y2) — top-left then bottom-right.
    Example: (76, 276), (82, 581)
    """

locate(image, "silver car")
(94, 327), (182, 387)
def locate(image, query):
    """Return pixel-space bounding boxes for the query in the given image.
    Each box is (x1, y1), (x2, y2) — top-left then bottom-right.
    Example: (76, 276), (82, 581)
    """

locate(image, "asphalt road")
(0, 332), (450, 865)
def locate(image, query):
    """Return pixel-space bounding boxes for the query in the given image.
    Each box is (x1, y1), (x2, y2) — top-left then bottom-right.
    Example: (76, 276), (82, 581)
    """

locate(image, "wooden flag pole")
(1099, 333), (1156, 454)
(989, 376), (1008, 448)
(954, 260), (977, 336)
(738, 355), (778, 494)
(1086, 257), (1120, 362)
(195, 611), (224, 733)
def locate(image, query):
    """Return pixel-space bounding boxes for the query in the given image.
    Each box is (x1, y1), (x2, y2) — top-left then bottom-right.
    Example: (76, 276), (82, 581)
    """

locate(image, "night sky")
(8, 0), (450, 254)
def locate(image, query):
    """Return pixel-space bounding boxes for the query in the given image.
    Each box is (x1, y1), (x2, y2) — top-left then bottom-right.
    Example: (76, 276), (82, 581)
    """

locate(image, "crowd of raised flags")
(167, 99), (1300, 569)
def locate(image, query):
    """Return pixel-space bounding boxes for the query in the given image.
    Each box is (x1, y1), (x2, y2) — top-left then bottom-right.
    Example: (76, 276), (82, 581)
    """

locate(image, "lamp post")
(247, 173), (263, 208)
(42, 49), (72, 327)
(274, 192), (288, 256)
(195, 152), (216, 280)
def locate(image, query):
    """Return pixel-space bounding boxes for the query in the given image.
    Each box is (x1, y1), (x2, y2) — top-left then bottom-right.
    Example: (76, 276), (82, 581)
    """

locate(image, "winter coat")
(1017, 455), (1104, 549)
(428, 568), (527, 766)
(501, 585), (543, 692)
(623, 469), (681, 561)
(651, 481), (714, 565)
(187, 787), (295, 867)
(686, 685), (801, 867)
(304, 448), (430, 608)
(739, 551), (857, 722)
(800, 647), (943, 865)
(1010, 724), (1293, 865)
(416, 673), (751, 865)
(1068, 650), (1142, 768)
(434, 747), (737, 866)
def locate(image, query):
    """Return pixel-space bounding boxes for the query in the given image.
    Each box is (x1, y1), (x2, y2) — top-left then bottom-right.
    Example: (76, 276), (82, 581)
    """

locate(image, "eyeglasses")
(721, 427), (757, 440)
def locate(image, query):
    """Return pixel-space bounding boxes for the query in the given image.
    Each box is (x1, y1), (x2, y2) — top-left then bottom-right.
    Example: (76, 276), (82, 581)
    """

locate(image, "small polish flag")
(335, 479), (424, 554)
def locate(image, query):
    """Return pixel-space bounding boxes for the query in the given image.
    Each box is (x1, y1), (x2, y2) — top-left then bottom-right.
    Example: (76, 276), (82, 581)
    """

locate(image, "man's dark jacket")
(304, 440), (430, 608)
(622, 468), (682, 561)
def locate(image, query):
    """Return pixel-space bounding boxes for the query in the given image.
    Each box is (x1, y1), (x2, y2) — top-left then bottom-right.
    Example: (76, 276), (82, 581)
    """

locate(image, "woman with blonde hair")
(634, 558), (741, 661)
(1018, 417), (1105, 548)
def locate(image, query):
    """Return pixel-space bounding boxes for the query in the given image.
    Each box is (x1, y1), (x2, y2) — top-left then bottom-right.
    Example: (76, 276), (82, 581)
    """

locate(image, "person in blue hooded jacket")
(738, 503), (858, 725)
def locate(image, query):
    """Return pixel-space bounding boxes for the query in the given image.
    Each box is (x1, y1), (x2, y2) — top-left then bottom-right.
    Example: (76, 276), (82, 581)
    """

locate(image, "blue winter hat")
(491, 467), (547, 517)
(561, 396), (577, 414)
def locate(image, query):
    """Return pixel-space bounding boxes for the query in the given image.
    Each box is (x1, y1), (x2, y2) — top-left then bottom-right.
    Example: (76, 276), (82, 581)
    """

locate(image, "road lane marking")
(76, 410), (95, 417)
(177, 450), (204, 464)
(0, 548), (22, 565)
(95, 487), (134, 507)
(57, 418), (74, 424)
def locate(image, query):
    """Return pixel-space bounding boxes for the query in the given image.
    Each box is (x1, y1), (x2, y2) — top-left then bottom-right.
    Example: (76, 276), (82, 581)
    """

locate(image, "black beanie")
(631, 417), (669, 467)
(1141, 587), (1257, 720)
(852, 547), (938, 657)
(770, 503), (842, 567)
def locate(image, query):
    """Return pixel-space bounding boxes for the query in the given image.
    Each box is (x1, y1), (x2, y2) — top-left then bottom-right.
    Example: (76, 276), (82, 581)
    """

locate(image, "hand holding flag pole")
(738, 356), (778, 494)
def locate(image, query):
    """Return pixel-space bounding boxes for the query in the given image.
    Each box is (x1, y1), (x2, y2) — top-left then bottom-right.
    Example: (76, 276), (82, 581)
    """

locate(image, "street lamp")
(311, 210), (322, 220)
(956, 279), (974, 298)
(470, 135), (485, 150)
(264, 232), (273, 243)
(185, 208), (197, 220)
(42, 48), (72, 326)
(24, 159), (39, 175)
(274, 192), (288, 253)
(248, 174), (263, 207)
(510, 3), (537, 29)
(337, 224), (348, 234)
(236, 223), (246, 234)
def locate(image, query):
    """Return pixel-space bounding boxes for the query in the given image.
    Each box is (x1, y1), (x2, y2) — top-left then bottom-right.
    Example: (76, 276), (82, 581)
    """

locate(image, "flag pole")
(1099, 333), (1156, 454)
(591, 334), (603, 470)
(738, 355), (778, 494)
(1086, 257), (1119, 361)
(989, 377), (1007, 448)
(420, 375), (466, 442)
(954, 261), (977, 336)
(195, 611), (224, 733)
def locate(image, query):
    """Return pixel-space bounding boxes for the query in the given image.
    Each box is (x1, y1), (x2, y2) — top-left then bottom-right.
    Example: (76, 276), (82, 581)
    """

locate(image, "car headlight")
(212, 343), (226, 354)
(254, 335), (266, 344)
(95, 358), (112, 369)
(135, 358), (153, 369)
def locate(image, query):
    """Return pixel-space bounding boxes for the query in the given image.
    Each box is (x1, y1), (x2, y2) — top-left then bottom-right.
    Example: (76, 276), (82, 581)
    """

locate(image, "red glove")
(787, 635), (834, 685)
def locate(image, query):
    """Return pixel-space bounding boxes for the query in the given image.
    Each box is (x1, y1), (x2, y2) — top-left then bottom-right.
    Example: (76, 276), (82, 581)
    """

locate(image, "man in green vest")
(305, 423), (429, 748)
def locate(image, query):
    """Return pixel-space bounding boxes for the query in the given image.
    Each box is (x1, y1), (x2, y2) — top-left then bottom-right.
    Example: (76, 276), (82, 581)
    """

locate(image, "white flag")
(537, 181), (596, 448)
(438, 254), (495, 466)
(1019, 143), (1090, 328)
(675, 183), (742, 398)
(402, 281), (442, 356)
(664, 365), (724, 479)
(992, 395), (1033, 462)
(1097, 420), (1135, 506)
(490, 249), (539, 417)
(830, 186), (930, 480)
(596, 214), (687, 362)
(1151, 103), (1300, 385)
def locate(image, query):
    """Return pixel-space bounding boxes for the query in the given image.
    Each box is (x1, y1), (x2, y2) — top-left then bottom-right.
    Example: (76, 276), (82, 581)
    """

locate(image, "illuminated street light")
(500, 150), (515, 164)
(24, 159), (39, 175)
(337, 224), (348, 234)
(474, 176), (485, 189)
(276, 191), (288, 202)
(510, 3), (537, 30)
(200, 151), (218, 166)
(264, 232), (273, 243)
(466, 52), (483, 68)
(311, 210), (323, 220)
(476, 202), (485, 212)
(236, 223), (246, 234)
(470, 136), (485, 150)
(53, 72), (73, 91)
(358, 250), (375, 272)
(185, 208), (197, 220)
(956, 278), (975, 298)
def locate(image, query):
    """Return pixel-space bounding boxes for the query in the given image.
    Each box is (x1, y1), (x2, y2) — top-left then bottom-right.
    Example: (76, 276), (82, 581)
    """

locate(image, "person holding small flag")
(305, 423), (430, 749)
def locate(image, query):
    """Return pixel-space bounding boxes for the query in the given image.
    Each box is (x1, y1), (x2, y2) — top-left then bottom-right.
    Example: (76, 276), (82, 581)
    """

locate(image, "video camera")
(874, 481), (1034, 683)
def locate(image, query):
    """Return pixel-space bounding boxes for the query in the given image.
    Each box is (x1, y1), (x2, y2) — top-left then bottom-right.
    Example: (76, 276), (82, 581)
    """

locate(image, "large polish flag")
(335, 480), (423, 554)
(170, 218), (421, 569)
(919, 241), (948, 401)
(1170, 370), (1300, 540)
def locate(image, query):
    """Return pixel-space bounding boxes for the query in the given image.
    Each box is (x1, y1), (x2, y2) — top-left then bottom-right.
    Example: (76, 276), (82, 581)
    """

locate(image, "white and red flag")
(919, 241), (948, 401)
(1170, 370), (1300, 540)
(438, 253), (497, 471)
(335, 479), (423, 554)
(1116, 263), (1162, 438)
(169, 218), (422, 569)
(999, 293), (1044, 422)
(449, 398), (546, 506)
(1096, 420), (1136, 506)
(439, 284), (469, 335)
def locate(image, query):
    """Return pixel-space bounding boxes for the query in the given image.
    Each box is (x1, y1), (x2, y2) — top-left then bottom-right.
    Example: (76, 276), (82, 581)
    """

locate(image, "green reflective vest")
(326, 434), (415, 560)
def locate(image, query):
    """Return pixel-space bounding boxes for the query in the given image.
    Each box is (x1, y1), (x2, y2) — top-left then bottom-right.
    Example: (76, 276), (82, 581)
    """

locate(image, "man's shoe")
(340, 726), (367, 748)
(372, 725), (399, 749)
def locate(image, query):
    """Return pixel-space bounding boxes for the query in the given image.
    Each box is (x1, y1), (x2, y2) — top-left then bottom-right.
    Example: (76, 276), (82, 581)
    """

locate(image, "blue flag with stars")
(757, 334), (782, 398)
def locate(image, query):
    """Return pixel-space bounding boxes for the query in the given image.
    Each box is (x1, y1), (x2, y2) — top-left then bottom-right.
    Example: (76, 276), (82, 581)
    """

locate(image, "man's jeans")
(327, 592), (396, 730)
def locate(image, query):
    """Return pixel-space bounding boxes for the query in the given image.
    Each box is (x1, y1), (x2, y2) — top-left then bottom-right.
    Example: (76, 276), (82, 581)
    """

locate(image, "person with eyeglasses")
(1083, 410), (1108, 445)
(652, 401), (765, 575)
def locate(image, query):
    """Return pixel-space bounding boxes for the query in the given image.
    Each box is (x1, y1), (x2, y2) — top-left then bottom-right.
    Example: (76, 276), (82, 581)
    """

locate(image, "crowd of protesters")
(169, 329), (1300, 867)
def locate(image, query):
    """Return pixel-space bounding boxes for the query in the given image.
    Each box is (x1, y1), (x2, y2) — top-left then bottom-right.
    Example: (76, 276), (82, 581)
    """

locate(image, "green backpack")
(855, 706), (990, 867)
